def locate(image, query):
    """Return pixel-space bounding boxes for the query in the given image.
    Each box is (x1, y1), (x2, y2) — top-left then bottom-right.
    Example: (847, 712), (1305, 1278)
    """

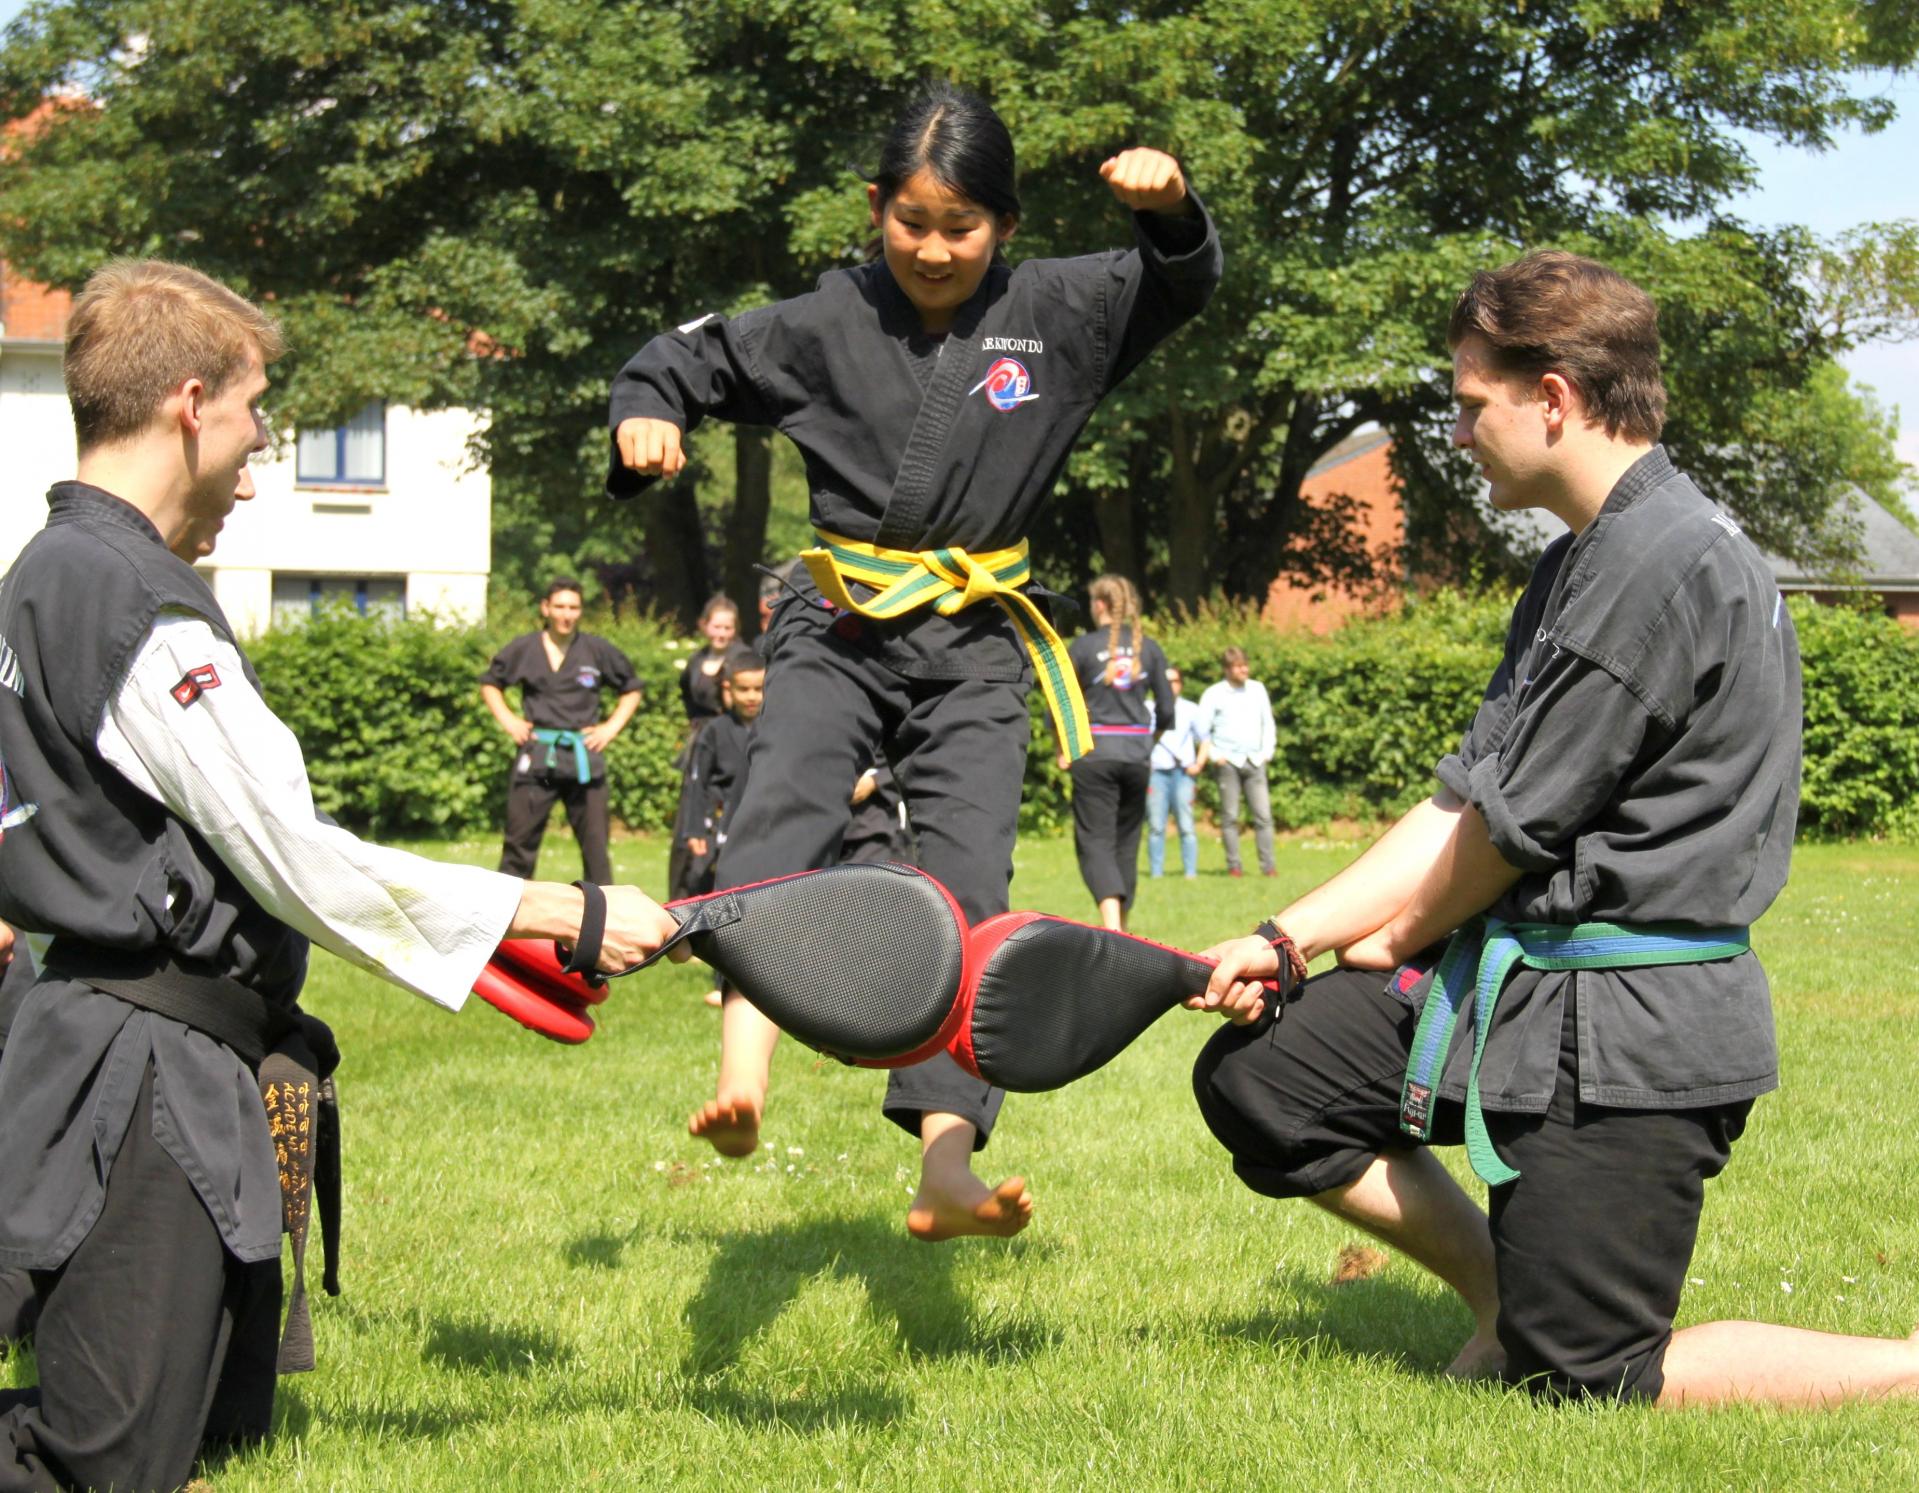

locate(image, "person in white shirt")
(0, 260), (683, 1493)
(1146, 665), (1208, 877)
(1194, 646), (1277, 877)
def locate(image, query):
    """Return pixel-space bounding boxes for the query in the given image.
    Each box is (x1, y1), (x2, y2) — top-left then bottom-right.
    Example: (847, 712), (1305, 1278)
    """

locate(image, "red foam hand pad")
(493, 938), (609, 1006)
(473, 960), (596, 1044)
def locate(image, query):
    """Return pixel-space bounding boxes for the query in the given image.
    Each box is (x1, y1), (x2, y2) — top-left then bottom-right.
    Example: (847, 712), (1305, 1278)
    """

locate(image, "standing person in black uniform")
(0, 260), (682, 1493)
(610, 83), (1220, 1240)
(1062, 575), (1173, 931)
(668, 594), (741, 902)
(682, 648), (765, 890)
(480, 580), (642, 887)
(1191, 251), (1919, 1406)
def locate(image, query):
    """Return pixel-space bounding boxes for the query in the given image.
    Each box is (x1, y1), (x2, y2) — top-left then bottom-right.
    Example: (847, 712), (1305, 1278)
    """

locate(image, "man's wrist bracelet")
(1253, 920), (1309, 985)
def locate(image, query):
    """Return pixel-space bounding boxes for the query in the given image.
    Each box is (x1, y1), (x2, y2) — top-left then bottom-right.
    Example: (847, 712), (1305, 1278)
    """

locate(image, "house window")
(271, 574), (406, 627)
(296, 402), (386, 486)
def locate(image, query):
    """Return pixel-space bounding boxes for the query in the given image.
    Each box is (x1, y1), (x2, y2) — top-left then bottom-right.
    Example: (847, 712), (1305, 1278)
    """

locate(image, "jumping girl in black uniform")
(609, 84), (1220, 1240)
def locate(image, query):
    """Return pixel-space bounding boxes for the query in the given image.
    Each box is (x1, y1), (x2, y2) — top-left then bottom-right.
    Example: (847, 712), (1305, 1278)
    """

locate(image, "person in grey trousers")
(1195, 647), (1276, 877)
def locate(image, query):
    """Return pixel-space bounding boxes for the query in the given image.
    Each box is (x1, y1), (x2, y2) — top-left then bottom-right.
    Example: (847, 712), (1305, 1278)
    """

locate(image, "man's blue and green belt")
(1400, 918), (1750, 1185)
(531, 728), (591, 784)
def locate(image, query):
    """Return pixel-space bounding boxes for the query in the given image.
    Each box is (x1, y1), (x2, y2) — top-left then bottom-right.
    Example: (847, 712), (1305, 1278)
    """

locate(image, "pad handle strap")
(558, 880), (610, 988)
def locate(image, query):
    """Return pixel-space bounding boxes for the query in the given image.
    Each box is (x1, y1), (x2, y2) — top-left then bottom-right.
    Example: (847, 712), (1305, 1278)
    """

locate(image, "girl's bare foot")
(688, 1089), (762, 1157)
(906, 1174), (1033, 1242)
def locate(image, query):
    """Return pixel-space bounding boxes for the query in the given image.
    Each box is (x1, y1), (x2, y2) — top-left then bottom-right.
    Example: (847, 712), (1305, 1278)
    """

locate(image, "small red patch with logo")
(171, 664), (222, 708)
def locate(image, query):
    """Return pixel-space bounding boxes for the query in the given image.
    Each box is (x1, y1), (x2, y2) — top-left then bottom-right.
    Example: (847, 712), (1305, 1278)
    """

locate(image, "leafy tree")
(2, 0), (1913, 618)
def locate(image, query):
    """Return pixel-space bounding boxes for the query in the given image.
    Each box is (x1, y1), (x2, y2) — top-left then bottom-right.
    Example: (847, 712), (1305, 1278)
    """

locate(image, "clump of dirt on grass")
(1331, 1242), (1389, 1285)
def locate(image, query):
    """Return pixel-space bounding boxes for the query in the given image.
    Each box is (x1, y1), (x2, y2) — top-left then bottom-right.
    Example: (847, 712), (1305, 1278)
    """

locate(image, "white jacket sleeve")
(96, 611), (521, 1009)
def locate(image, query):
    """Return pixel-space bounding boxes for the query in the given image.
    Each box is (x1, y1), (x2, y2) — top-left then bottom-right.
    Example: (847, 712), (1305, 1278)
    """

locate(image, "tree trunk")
(1092, 479), (1139, 588)
(1165, 403), (1212, 614)
(724, 426), (774, 638)
(642, 489), (709, 630)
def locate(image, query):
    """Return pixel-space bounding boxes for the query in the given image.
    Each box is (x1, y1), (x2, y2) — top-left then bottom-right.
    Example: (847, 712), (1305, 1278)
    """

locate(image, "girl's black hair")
(871, 83), (1020, 222)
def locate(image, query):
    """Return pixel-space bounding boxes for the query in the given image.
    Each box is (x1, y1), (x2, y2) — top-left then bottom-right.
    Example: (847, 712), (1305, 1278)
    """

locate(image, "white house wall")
(207, 405), (492, 635)
(0, 347), (491, 637)
(0, 343), (78, 574)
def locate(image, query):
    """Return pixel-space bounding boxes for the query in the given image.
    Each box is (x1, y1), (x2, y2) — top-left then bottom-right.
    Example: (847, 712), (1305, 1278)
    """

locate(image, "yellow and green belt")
(799, 529), (1093, 760)
(1401, 917), (1751, 1185)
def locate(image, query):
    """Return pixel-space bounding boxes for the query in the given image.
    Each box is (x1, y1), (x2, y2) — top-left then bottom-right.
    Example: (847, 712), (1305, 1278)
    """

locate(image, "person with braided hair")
(1061, 575), (1174, 931)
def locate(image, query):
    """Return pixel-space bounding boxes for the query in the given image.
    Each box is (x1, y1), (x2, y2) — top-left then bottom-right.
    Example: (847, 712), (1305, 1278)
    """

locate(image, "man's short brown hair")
(1448, 251), (1666, 442)
(64, 259), (284, 453)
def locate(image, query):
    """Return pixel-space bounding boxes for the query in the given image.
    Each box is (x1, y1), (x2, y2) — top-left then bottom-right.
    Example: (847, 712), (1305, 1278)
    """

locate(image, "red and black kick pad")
(635, 862), (970, 1064)
(471, 940), (607, 1044)
(946, 914), (1233, 1091)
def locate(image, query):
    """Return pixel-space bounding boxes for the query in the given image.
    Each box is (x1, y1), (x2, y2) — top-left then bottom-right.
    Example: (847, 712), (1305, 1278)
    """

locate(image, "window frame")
(295, 400), (388, 488)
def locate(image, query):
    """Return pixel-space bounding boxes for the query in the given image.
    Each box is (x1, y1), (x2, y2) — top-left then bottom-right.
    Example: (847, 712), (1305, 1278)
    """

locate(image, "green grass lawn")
(8, 832), (1919, 1490)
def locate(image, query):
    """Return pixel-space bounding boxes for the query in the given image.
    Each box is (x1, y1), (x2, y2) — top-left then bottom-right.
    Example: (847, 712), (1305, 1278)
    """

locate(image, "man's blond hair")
(64, 259), (283, 453)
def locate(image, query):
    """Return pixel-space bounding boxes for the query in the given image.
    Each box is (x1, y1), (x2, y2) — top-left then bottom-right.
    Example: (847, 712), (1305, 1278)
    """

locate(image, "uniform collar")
(45, 482), (169, 549)
(1595, 445), (1675, 520)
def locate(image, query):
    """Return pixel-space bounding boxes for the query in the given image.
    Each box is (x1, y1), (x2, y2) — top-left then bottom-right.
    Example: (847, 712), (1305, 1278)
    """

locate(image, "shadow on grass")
(579, 1213), (1056, 1429)
(1212, 1268), (1469, 1376)
(422, 1316), (575, 1376)
(273, 1383), (483, 1443)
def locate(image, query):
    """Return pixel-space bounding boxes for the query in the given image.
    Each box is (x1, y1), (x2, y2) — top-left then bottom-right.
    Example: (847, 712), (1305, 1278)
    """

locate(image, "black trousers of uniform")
(498, 772), (613, 886)
(1068, 756), (1150, 910)
(1191, 967), (1748, 1402)
(717, 616), (1023, 1149)
(0, 1064), (281, 1493)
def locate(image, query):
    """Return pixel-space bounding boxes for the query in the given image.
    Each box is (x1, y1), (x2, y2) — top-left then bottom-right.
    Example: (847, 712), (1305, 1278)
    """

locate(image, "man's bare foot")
(1443, 1328), (1506, 1380)
(906, 1174), (1033, 1242)
(702, 987), (723, 1008)
(688, 1091), (762, 1157)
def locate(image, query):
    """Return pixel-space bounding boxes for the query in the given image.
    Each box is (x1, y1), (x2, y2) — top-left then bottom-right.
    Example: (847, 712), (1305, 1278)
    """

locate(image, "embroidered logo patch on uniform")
(969, 357), (1037, 412)
(171, 663), (221, 708)
(576, 666), (600, 690)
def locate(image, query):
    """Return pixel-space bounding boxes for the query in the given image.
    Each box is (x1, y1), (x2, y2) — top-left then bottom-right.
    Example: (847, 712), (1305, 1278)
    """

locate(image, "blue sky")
(0, 1), (1912, 462)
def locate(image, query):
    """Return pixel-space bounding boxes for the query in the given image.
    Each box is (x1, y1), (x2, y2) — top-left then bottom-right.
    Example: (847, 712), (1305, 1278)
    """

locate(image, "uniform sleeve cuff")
(1467, 754), (1561, 873)
(1133, 190), (1217, 268)
(1434, 753), (1472, 801)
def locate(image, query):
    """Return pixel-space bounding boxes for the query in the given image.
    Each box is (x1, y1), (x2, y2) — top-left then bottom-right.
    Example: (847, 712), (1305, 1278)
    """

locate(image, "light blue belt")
(531, 728), (591, 785)
(1400, 918), (1751, 1185)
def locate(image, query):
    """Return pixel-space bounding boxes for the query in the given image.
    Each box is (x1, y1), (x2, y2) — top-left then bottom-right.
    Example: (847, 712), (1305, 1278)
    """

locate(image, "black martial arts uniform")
(1066, 625), (1173, 912)
(684, 708), (753, 894)
(0, 949), (37, 1351)
(0, 485), (314, 1492)
(668, 645), (729, 898)
(480, 631), (639, 886)
(841, 760), (910, 867)
(610, 196), (1220, 1145)
(1194, 448), (1800, 1402)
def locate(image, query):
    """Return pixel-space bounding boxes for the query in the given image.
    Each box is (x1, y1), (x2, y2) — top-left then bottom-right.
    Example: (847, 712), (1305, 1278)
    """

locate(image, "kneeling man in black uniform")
(0, 260), (682, 1493)
(1193, 251), (1919, 1407)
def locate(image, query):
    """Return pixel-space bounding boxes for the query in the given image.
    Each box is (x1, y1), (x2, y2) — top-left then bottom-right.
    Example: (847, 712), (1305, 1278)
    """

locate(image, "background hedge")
(250, 593), (1918, 845)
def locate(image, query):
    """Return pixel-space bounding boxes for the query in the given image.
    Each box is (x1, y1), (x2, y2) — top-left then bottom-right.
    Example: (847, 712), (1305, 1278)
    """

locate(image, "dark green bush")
(1790, 597), (1919, 841)
(248, 590), (1916, 846)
